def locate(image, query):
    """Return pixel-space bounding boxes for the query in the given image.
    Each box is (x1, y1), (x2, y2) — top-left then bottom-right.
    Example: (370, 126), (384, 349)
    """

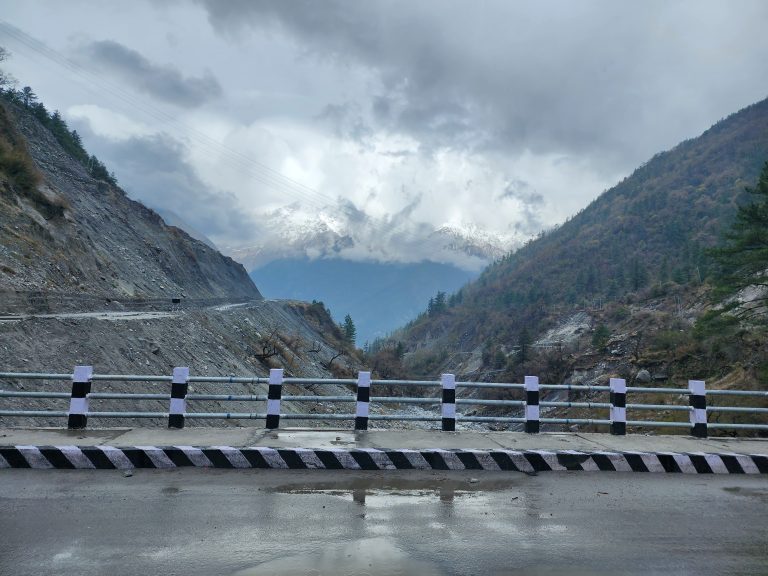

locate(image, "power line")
(0, 21), (337, 210)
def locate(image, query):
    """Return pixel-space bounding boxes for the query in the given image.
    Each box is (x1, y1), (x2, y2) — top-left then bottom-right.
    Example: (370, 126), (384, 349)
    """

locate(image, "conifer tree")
(517, 327), (531, 364)
(709, 160), (768, 318)
(342, 314), (357, 346)
(21, 86), (36, 107)
(0, 46), (14, 89)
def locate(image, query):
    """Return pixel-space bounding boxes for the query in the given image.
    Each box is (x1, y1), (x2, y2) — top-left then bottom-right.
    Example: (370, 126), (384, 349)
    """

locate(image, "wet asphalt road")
(1, 469), (767, 576)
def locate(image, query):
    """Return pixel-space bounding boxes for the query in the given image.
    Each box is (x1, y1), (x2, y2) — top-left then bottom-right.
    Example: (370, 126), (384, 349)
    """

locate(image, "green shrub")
(0, 140), (40, 193)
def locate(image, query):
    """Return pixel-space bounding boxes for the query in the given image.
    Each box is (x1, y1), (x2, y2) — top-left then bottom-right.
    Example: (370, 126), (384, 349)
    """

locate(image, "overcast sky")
(2, 1), (767, 269)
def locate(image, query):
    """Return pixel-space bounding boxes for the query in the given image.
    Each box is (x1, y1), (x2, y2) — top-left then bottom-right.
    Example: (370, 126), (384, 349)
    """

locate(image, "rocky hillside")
(253, 258), (476, 345)
(347, 97), (768, 436)
(0, 299), (368, 428)
(0, 93), (371, 428)
(0, 99), (260, 307)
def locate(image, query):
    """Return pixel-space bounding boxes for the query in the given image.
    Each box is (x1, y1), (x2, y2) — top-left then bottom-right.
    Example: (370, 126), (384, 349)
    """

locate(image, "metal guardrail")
(0, 368), (767, 436)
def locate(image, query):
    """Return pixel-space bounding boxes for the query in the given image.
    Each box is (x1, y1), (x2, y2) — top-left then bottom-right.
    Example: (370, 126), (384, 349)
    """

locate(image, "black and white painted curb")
(1, 446), (767, 473)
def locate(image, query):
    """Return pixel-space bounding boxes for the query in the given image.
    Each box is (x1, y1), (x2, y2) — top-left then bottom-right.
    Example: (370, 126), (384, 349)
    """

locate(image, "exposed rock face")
(0, 101), (371, 429)
(635, 369), (652, 384)
(0, 300), (360, 428)
(0, 101), (261, 303)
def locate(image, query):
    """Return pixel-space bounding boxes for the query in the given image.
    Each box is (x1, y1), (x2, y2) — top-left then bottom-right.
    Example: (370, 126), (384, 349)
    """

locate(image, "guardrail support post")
(441, 373), (456, 431)
(67, 365), (92, 429)
(168, 367), (189, 429)
(355, 371), (371, 431)
(266, 368), (283, 429)
(524, 375), (540, 433)
(689, 380), (707, 438)
(610, 377), (626, 435)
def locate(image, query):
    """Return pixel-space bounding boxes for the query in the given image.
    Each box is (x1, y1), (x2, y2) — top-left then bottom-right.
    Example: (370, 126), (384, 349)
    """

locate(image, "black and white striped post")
(689, 379), (707, 438)
(168, 367), (189, 429)
(266, 368), (283, 429)
(355, 371), (371, 431)
(610, 377), (627, 435)
(67, 365), (92, 430)
(524, 375), (540, 433)
(441, 373), (456, 431)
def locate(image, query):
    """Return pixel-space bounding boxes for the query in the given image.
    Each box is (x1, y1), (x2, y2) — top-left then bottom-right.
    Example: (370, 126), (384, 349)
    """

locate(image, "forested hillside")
(389, 97), (768, 384)
(369, 100), (768, 406)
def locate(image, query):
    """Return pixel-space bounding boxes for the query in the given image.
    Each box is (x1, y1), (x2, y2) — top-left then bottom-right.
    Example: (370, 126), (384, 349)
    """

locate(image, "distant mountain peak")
(224, 205), (517, 272)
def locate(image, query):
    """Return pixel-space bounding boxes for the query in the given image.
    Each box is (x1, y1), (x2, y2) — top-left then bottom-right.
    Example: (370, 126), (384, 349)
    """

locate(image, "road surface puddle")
(280, 487), (489, 506)
(231, 536), (443, 576)
(723, 486), (768, 502)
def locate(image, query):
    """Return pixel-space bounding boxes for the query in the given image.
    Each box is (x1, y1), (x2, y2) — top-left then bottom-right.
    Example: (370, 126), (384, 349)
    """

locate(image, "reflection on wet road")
(233, 537), (443, 576)
(1, 469), (767, 575)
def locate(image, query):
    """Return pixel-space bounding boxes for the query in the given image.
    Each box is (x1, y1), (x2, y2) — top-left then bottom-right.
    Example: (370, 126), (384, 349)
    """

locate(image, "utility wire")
(0, 21), (337, 210)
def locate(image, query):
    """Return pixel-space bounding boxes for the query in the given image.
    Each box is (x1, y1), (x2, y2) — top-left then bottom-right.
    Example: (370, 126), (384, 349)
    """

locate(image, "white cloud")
(66, 104), (156, 140)
(1, 0), (767, 267)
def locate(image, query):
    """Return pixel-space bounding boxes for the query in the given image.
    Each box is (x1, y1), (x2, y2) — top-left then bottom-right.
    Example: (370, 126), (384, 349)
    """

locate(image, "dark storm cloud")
(71, 120), (257, 242)
(498, 179), (544, 205)
(83, 40), (222, 108)
(317, 102), (373, 145)
(198, 0), (768, 170)
(498, 180), (544, 236)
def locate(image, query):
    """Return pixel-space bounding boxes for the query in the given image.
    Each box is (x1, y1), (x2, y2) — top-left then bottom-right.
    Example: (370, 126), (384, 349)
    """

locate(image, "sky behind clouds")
(1, 1), (767, 269)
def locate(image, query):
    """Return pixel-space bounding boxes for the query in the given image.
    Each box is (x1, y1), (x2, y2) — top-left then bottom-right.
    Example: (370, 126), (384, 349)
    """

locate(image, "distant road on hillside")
(0, 299), (269, 323)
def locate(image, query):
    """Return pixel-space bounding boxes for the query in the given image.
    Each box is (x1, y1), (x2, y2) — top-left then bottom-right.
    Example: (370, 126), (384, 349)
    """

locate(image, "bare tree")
(0, 46), (17, 89)
(253, 326), (280, 360)
(324, 349), (345, 370)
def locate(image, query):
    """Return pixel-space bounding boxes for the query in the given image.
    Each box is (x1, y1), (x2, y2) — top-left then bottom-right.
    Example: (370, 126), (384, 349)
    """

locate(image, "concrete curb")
(1, 445), (767, 473)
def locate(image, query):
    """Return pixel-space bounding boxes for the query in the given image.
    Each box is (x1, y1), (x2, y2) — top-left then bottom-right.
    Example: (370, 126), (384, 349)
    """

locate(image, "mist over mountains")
(225, 201), (515, 272)
(228, 202), (514, 343)
(389, 96), (768, 384)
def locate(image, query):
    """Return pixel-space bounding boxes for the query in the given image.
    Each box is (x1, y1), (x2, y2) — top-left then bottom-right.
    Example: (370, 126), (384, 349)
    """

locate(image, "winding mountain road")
(0, 299), (268, 323)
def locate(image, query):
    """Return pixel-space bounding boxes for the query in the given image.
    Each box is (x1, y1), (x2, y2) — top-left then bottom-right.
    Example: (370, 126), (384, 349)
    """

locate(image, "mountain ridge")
(225, 203), (515, 273)
(393, 96), (768, 372)
(0, 97), (261, 302)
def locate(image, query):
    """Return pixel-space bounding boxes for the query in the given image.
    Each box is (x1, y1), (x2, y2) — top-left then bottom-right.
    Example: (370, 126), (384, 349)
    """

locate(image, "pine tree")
(517, 327), (531, 364)
(342, 314), (357, 346)
(709, 160), (768, 318)
(631, 257), (649, 291)
(21, 86), (36, 107)
(0, 47), (15, 90)
(434, 291), (446, 312)
(428, 291), (447, 317)
(592, 324), (611, 350)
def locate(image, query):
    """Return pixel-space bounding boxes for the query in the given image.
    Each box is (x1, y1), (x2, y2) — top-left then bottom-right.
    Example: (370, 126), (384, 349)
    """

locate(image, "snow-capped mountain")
(223, 202), (517, 272)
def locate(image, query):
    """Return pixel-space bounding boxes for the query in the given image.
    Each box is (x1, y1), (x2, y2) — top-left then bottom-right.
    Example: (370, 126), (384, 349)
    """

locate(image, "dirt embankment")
(0, 300), (363, 428)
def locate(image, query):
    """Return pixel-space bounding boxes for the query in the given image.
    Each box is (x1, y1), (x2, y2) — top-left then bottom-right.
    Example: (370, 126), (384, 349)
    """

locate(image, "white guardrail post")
(610, 377), (627, 435)
(168, 367), (189, 429)
(524, 375), (540, 433)
(689, 380), (707, 438)
(441, 373), (456, 431)
(355, 371), (371, 431)
(67, 365), (93, 429)
(266, 368), (283, 429)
